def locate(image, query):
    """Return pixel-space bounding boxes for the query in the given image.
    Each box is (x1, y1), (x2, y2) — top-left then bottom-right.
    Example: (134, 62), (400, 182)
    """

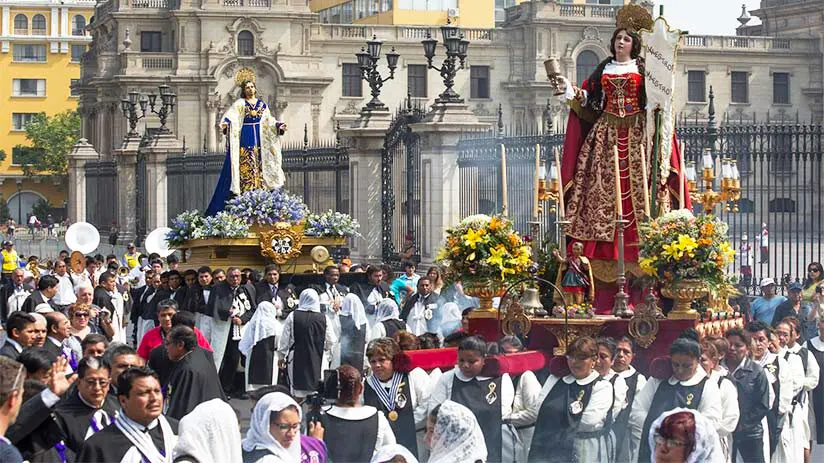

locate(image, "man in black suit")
(162, 270), (188, 308)
(0, 311), (39, 360)
(42, 312), (74, 367)
(254, 264), (294, 315)
(400, 277), (441, 336)
(354, 265), (394, 322)
(213, 267), (256, 397)
(312, 265), (349, 312)
(94, 272), (126, 343)
(0, 268), (31, 320)
(20, 275), (58, 313)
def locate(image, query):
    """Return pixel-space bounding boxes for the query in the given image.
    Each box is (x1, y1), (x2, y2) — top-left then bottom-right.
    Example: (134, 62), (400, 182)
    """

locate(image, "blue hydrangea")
(225, 188), (309, 225)
(304, 210), (361, 237)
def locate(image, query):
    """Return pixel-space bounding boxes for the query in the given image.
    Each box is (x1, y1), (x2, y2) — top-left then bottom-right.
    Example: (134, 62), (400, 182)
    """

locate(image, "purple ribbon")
(54, 441), (68, 463)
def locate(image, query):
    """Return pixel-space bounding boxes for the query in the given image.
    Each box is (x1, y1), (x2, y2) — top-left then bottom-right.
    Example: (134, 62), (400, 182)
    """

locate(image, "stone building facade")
(78, 0), (823, 159)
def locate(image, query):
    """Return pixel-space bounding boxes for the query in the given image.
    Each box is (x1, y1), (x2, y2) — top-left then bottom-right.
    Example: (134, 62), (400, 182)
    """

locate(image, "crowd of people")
(0, 242), (822, 463)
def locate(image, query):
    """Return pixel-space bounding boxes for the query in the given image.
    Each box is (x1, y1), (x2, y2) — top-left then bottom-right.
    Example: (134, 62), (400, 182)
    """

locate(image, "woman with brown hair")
(426, 267), (444, 296)
(647, 408), (724, 462)
(525, 336), (613, 462)
(322, 365), (396, 462)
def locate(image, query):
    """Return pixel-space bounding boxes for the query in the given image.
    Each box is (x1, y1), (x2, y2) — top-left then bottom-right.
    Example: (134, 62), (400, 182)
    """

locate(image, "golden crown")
(616, 4), (654, 33)
(235, 67), (257, 87)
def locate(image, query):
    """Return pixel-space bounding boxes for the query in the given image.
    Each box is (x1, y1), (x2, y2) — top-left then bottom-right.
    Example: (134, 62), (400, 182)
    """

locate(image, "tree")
(32, 198), (52, 220)
(15, 110), (80, 180)
(0, 196), (10, 222)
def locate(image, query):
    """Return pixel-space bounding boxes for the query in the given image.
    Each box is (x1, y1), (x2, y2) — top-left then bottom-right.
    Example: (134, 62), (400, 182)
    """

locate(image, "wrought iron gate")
(381, 100), (425, 267)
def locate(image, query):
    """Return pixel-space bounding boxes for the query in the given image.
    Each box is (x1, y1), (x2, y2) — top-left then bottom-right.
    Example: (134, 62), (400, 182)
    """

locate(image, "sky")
(653, 0), (762, 36)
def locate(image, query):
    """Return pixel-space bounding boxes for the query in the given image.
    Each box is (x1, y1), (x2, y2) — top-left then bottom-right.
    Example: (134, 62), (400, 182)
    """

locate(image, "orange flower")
(489, 217), (503, 232)
(508, 234), (521, 247)
(698, 238), (712, 246)
(701, 222), (715, 237)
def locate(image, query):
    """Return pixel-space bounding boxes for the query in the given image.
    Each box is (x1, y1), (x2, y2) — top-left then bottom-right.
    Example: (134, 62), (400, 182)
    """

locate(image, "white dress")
(616, 366), (646, 463)
(708, 369), (741, 463)
(507, 370), (542, 462)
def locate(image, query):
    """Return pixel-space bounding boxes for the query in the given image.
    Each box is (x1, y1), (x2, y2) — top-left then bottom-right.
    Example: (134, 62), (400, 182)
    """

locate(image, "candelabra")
(121, 84), (177, 135)
(685, 148), (741, 213)
(422, 20), (469, 104)
(356, 35), (399, 111)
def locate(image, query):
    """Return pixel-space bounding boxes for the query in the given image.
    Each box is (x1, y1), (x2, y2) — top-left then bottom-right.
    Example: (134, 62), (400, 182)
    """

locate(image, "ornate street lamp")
(357, 35), (399, 111)
(121, 84), (177, 136)
(422, 20), (469, 104)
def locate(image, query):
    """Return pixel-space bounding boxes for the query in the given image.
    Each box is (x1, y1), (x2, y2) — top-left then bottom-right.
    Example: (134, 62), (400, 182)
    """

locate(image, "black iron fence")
(84, 160), (118, 233)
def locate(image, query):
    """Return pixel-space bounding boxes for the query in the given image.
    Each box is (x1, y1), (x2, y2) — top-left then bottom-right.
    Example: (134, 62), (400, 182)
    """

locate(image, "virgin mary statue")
(206, 68), (286, 215)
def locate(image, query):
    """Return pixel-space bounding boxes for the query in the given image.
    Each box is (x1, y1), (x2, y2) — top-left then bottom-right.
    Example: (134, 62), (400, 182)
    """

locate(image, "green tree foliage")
(31, 199), (53, 220)
(0, 196), (11, 222)
(14, 110), (80, 179)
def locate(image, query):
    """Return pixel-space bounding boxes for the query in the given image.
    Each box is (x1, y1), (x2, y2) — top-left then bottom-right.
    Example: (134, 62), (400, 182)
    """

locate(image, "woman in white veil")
(339, 293), (370, 372)
(173, 398), (242, 463)
(239, 301), (283, 392)
(370, 298), (406, 340)
(425, 400), (487, 463)
(648, 408), (724, 463)
(241, 392), (327, 462)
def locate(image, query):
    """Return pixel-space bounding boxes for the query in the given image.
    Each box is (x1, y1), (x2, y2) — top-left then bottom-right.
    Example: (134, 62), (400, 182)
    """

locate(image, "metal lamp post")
(357, 35), (399, 111)
(422, 20), (469, 104)
(121, 84), (177, 135)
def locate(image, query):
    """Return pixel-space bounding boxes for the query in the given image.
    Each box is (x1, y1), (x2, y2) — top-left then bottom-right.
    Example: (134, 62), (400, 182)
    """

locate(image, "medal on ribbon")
(569, 390), (585, 415)
(396, 382), (408, 409)
(486, 381), (498, 405)
(685, 392), (694, 406)
(424, 304), (434, 320)
(367, 372), (404, 421)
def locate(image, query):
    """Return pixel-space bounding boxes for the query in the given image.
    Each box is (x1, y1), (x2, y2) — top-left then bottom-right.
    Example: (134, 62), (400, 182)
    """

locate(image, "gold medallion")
(387, 410), (399, 422)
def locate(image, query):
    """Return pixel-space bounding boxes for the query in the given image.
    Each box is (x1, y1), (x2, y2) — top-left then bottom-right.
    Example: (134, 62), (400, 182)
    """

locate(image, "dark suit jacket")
(0, 341), (21, 360)
(400, 292), (441, 321)
(92, 286), (116, 316)
(6, 391), (63, 462)
(210, 281), (256, 323)
(254, 281), (297, 311)
(20, 291), (53, 313)
(42, 338), (63, 358)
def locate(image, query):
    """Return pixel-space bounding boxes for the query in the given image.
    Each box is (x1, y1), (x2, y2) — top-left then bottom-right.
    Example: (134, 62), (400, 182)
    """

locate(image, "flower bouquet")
(167, 210), (205, 246)
(436, 214), (533, 292)
(551, 303), (595, 319)
(167, 210), (249, 245)
(304, 210), (361, 237)
(225, 188), (309, 225)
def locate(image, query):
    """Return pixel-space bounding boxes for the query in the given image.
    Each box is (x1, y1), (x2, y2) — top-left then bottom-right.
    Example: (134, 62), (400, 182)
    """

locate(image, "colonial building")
(0, 0), (94, 222)
(78, 0), (822, 161)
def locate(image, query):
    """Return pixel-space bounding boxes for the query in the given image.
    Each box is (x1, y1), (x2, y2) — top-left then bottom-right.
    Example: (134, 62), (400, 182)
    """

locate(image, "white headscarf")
(340, 293), (368, 330)
(648, 408), (724, 463)
(439, 302), (462, 337)
(375, 298), (400, 322)
(428, 400), (487, 463)
(298, 289), (321, 313)
(370, 444), (419, 463)
(242, 392), (302, 461)
(172, 399), (242, 463)
(239, 301), (283, 356)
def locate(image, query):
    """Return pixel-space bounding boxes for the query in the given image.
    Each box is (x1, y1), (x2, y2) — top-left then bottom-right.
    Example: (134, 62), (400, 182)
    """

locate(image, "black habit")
(165, 347), (226, 420)
(76, 417), (179, 463)
(52, 392), (120, 459)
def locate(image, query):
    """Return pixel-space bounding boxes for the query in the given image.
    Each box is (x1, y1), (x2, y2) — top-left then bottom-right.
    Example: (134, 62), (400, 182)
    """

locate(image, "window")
(12, 147), (43, 166)
(342, 63), (362, 97)
(408, 64), (427, 98)
(31, 14), (46, 35)
(470, 66), (490, 99)
(773, 72), (790, 104)
(70, 79), (80, 97)
(768, 198), (796, 213)
(13, 14), (27, 35)
(72, 15), (86, 36)
(13, 79), (46, 97)
(140, 31), (162, 52)
(11, 113), (37, 131)
(237, 31), (254, 57)
(12, 45), (46, 63)
(687, 70), (706, 102)
(71, 45), (86, 63)
(575, 50), (600, 85)
(731, 71), (748, 103)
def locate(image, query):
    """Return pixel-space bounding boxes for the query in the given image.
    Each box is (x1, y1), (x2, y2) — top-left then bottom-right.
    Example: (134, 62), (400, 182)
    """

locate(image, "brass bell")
(519, 287), (544, 317)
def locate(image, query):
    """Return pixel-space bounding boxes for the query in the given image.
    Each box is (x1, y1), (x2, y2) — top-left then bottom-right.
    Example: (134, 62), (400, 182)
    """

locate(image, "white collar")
(601, 369), (617, 381)
(616, 365), (638, 379)
(753, 352), (777, 367)
(5, 338), (22, 353)
(39, 291), (50, 302)
(77, 391), (104, 410)
(562, 370), (600, 385)
(47, 336), (63, 347)
(810, 337), (824, 351)
(119, 412), (159, 432)
(453, 367), (491, 382)
(788, 343), (802, 354)
(667, 366), (708, 386)
(326, 405), (378, 420)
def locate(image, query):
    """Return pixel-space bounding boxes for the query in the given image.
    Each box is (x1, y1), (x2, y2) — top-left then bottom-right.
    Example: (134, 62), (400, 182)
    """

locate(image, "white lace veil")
(370, 444), (419, 463)
(242, 392), (302, 461)
(340, 293), (369, 330)
(375, 298), (400, 322)
(238, 301), (283, 356)
(648, 407), (724, 463)
(428, 400), (487, 463)
(172, 398), (242, 463)
(298, 289), (321, 313)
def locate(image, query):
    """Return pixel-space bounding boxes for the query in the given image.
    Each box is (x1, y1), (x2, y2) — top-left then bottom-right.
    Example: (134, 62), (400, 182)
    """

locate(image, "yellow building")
(0, 0), (93, 224)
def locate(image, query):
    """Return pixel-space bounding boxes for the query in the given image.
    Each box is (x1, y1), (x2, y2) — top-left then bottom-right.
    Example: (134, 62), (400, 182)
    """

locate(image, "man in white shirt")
(4, 269), (30, 315)
(50, 260), (77, 313)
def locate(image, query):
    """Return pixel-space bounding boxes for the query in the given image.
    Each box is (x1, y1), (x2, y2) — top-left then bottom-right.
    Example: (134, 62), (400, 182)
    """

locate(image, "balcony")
(120, 53), (176, 74)
(13, 28), (28, 36)
(314, 24), (495, 43)
(681, 35), (817, 53)
(132, 0), (170, 8)
(222, 0), (270, 6)
(505, 2), (620, 24)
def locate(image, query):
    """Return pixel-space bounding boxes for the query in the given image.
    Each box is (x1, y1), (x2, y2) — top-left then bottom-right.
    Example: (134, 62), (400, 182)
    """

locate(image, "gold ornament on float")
(615, 4), (654, 33)
(258, 222), (303, 265)
(235, 67), (257, 87)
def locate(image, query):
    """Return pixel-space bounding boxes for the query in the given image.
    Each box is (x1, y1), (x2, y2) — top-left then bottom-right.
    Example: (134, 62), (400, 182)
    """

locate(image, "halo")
(235, 67), (257, 87)
(616, 4), (654, 33)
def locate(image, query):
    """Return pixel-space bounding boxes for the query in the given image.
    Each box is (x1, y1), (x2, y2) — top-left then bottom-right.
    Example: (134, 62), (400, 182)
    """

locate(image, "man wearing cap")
(123, 244), (141, 270)
(751, 278), (787, 325)
(772, 282), (805, 328)
(0, 242), (18, 287)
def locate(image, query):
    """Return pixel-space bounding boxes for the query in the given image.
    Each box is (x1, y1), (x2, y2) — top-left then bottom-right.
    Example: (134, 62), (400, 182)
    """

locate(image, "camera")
(305, 369), (339, 425)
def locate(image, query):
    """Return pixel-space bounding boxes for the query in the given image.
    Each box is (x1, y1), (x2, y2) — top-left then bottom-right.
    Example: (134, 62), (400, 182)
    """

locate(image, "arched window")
(237, 30), (254, 57)
(31, 14), (46, 35)
(576, 50), (600, 85)
(72, 15), (86, 36)
(13, 14), (28, 35)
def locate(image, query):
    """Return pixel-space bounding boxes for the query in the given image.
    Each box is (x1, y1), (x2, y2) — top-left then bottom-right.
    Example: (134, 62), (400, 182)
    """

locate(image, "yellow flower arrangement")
(437, 214), (534, 285)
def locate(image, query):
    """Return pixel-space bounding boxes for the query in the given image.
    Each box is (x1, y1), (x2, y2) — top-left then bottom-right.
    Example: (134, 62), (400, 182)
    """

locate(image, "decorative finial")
(234, 67), (256, 87)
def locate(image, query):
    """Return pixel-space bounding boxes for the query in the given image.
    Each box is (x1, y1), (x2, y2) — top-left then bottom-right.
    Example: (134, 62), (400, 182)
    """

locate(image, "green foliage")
(18, 110), (80, 179)
(0, 196), (10, 222)
(31, 199), (52, 220)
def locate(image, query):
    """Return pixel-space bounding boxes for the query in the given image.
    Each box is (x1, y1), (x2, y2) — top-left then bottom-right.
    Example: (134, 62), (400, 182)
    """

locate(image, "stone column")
(206, 102), (218, 152)
(66, 138), (100, 223)
(140, 132), (184, 232)
(409, 102), (491, 264)
(113, 135), (141, 244)
(338, 108), (394, 263)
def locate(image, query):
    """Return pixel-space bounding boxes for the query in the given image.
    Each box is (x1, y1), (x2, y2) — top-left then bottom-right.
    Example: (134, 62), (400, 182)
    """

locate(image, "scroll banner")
(641, 17), (681, 185)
